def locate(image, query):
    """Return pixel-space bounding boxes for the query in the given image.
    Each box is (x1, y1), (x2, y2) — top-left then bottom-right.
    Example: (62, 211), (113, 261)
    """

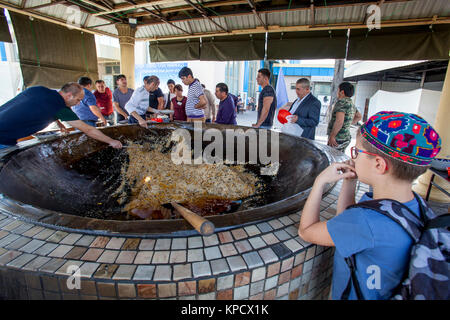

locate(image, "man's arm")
(67, 120), (122, 148)
(113, 102), (128, 119)
(130, 111), (148, 129)
(89, 105), (107, 126)
(280, 102), (293, 111)
(194, 95), (207, 110)
(157, 96), (165, 110)
(352, 109), (362, 124)
(206, 92), (216, 121)
(328, 112), (345, 147)
(55, 120), (70, 134)
(253, 96), (273, 127)
(125, 90), (142, 118)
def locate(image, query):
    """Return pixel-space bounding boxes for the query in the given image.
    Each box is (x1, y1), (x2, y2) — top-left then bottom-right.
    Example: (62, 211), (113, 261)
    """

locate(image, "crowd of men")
(0, 65), (361, 153)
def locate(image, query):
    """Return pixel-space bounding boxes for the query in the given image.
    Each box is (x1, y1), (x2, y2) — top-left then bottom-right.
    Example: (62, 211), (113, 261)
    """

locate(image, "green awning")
(149, 39), (200, 62)
(0, 9), (12, 43)
(267, 30), (348, 60)
(347, 25), (450, 60)
(9, 12), (98, 88)
(200, 34), (265, 61)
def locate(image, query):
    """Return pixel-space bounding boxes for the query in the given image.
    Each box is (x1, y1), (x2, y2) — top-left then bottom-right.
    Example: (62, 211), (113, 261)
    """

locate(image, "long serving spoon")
(162, 202), (215, 236)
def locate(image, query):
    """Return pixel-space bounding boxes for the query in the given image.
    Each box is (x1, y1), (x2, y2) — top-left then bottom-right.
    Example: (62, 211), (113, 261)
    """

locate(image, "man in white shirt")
(125, 75), (161, 128)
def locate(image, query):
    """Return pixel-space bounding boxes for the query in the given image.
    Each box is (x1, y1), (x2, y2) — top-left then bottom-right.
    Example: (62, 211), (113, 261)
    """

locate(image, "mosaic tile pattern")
(0, 181), (367, 300)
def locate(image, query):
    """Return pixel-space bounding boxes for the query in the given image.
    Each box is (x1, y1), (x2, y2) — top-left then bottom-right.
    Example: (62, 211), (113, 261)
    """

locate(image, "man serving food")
(125, 75), (163, 128)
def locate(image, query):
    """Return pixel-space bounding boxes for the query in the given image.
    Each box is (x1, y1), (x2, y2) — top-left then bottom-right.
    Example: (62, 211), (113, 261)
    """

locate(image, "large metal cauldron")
(0, 123), (345, 236)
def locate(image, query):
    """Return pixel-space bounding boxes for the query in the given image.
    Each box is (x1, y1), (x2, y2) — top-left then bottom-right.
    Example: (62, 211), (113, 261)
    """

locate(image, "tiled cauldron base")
(0, 181), (370, 300)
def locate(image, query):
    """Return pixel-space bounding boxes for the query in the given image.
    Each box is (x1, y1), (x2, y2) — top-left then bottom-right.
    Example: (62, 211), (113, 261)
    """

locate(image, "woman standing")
(170, 84), (187, 121)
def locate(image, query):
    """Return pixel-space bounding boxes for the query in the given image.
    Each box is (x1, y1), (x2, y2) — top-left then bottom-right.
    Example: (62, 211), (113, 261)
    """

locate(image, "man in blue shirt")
(214, 83), (236, 125)
(253, 68), (277, 129)
(0, 83), (122, 149)
(72, 77), (107, 127)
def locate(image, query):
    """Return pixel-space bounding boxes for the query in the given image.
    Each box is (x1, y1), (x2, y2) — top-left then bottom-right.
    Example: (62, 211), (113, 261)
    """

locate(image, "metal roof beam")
(27, 0), (65, 10)
(247, 0), (267, 30)
(128, 0), (265, 17)
(138, 16), (450, 41)
(125, 0), (192, 35)
(92, 0), (180, 16)
(78, 0), (109, 11)
(64, 0), (124, 23)
(99, 0), (114, 10)
(184, 0), (228, 32)
(0, 0), (118, 38)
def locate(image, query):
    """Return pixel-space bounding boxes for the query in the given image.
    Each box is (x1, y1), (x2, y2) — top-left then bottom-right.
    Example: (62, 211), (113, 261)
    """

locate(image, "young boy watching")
(298, 111), (442, 300)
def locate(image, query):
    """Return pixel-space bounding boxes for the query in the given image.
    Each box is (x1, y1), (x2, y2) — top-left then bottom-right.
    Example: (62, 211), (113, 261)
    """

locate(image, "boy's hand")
(316, 162), (357, 185)
(341, 159), (358, 181)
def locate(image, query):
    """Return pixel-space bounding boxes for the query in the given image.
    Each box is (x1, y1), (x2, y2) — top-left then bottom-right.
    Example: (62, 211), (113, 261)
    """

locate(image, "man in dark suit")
(282, 78), (321, 140)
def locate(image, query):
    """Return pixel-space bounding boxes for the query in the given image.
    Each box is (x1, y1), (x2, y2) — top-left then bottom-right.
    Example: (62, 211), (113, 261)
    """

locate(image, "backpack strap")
(340, 193), (427, 300)
(425, 213), (450, 230)
(347, 194), (425, 243)
(341, 255), (365, 300)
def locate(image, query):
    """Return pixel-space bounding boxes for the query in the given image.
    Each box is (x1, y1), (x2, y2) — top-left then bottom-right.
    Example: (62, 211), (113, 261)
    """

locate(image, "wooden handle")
(171, 202), (215, 236)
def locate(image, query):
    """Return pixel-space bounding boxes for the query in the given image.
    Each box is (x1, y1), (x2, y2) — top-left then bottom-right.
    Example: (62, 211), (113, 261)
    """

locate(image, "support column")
(115, 24), (136, 89)
(413, 61), (450, 202)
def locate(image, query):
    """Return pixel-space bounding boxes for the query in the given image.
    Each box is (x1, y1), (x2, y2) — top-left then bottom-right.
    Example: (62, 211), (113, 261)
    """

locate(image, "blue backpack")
(341, 192), (450, 300)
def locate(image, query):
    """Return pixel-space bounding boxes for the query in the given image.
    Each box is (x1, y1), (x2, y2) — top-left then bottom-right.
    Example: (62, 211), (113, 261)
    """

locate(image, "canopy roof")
(0, 0), (449, 40)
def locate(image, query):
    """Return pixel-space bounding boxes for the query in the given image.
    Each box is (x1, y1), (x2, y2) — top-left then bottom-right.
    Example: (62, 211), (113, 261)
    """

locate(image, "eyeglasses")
(350, 146), (379, 160)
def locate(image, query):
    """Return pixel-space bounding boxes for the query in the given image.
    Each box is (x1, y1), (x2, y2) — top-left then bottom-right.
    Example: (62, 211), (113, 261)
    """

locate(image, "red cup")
(277, 109), (292, 124)
(447, 167), (450, 178)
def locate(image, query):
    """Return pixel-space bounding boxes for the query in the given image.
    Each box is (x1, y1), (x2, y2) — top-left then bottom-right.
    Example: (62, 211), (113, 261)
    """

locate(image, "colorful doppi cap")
(361, 111), (441, 166)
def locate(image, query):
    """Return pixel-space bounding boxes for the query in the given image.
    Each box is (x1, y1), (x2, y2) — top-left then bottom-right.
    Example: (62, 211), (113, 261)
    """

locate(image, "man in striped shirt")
(178, 67), (207, 122)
